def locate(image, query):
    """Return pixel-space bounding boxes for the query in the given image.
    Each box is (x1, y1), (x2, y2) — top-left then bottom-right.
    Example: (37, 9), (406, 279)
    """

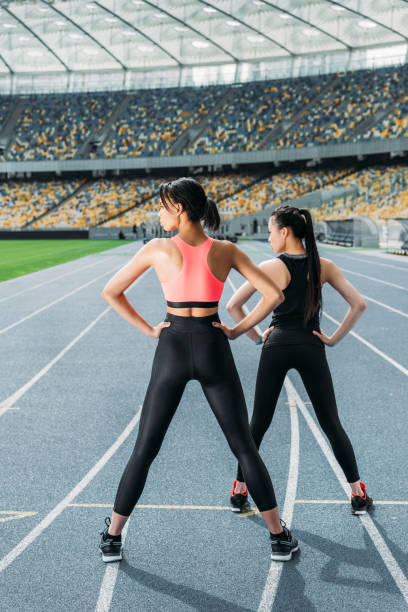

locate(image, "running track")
(0, 241), (407, 611)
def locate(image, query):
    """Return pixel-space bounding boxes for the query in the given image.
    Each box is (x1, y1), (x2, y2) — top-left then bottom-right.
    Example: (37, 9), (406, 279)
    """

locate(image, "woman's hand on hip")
(212, 321), (238, 339)
(262, 326), (275, 343)
(312, 329), (335, 346)
(149, 321), (171, 339)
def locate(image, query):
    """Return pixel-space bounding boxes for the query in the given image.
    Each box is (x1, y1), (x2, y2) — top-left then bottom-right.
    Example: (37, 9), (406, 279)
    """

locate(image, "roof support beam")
(4, 4), (70, 72)
(327, 0), (408, 43)
(41, 0), (127, 70)
(258, 0), (351, 50)
(141, 0), (239, 63)
(197, 0), (295, 56)
(94, 1), (181, 68)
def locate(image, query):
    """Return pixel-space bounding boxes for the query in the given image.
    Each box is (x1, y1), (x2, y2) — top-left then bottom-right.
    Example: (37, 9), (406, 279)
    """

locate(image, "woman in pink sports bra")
(98, 177), (299, 563)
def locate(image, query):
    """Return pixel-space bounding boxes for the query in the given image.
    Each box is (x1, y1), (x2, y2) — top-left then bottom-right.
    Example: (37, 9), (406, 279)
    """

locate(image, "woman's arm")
(313, 259), (366, 346)
(101, 239), (170, 338)
(226, 258), (285, 341)
(213, 246), (284, 339)
(226, 279), (259, 341)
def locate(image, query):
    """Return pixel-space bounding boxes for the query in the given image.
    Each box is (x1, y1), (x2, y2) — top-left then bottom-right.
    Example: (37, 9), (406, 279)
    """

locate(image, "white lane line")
(95, 277), (271, 612)
(339, 267), (407, 291)
(328, 252), (408, 272)
(361, 294), (408, 319)
(229, 271), (407, 607)
(0, 406), (142, 574)
(0, 307), (110, 417)
(69, 500), (408, 508)
(227, 277), (300, 612)
(0, 257), (108, 304)
(72, 503), (232, 510)
(0, 263), (122, 335)
(286, 377), (408, 605)
(243, 242), (408, 290)
(322, 311), (408, 377)
(258, 381), (299, 612)
(0, 271), (149, 416)
(295, 500), (408, 505)
(95, 519), (131, 612)
(236, 246), (408, 359)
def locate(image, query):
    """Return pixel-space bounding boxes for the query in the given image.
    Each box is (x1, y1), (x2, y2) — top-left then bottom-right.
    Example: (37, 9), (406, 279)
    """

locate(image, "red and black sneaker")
(230, 479), (250, 513)
(351, 481), (373, 515)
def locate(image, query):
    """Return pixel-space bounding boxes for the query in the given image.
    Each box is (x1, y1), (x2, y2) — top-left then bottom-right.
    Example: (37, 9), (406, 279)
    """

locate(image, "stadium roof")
(0, 0), (407, 93)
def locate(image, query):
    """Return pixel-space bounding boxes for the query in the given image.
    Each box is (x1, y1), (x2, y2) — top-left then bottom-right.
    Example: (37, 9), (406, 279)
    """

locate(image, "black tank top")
(264, 252), (323, 347)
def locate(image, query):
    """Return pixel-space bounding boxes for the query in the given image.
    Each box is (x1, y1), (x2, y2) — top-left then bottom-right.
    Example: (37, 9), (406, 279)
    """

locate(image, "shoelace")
(100, 516), (112, 537)
(270, 518), (290, 540)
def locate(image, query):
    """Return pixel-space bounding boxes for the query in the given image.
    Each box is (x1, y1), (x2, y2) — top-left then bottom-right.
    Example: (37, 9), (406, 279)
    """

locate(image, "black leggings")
(114, 312), (277, 516)
(236, 342), (360, 484)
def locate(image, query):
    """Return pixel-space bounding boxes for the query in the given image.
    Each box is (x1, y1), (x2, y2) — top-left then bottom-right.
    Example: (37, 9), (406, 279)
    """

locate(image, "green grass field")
(0, 240), (127, 281)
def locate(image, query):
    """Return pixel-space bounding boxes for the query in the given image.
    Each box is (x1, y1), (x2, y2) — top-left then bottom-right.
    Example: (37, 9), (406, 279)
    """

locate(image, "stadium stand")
(4, 92), (122, 161)
(30, 177), (163, 229)
(277, 66), (407, 148)
(0, 65), (407, 162)
(102, 85), (221, 158)
(0, 168), (354, 230)
(0, 178), (85, 229)
(312, 165), (408, 222)
(218, 168), (350, 218)
(1, 164), (406, 232)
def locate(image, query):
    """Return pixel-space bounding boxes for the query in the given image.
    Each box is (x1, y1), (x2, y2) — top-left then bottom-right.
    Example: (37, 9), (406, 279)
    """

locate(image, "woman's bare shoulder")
(210, 238), (236, 256)
(319, 256), (338, 284)
(142, 237), (173, 253)
(135, 238), (176, 265)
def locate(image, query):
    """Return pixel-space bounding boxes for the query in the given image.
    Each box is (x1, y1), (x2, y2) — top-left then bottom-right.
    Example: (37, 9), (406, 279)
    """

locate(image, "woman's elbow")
(101, 288), (113, 302)
(226, 299), (238, 313)
(275, 290), (285, 305)
(352, 298), (366, 313)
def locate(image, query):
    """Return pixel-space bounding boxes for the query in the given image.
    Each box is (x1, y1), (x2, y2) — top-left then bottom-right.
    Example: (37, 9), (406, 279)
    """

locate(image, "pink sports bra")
(161, 234), (224, 308)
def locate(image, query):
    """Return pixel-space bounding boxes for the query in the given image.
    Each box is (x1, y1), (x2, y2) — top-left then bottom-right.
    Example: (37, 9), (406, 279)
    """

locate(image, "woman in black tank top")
(222, 205), (373, 516)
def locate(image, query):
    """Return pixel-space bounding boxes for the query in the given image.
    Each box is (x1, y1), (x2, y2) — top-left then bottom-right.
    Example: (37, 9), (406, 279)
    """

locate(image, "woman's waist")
(164, 311), (221, 332)
(264, 326), (323, 347)
(271, 312), (320, 329)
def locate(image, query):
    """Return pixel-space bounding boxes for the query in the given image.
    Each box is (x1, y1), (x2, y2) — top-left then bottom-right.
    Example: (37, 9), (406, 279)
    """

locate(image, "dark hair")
(270, 205), (321, 323)
(159, 177), (220, 231)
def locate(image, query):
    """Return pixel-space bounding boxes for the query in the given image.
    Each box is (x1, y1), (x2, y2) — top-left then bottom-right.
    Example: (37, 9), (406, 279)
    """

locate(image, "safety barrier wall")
(0, 137), (407, 175)
(0, 229), (89, 239)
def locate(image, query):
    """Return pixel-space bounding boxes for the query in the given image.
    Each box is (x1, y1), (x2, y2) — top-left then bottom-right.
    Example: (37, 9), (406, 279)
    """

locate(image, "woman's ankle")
(234, 480), (247, 494)
(350, 480), (364, 497)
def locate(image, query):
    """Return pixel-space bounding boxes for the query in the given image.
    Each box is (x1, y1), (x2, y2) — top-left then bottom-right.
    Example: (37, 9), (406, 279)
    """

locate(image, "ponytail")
(159, 177), (220, 231)
(203, 197), (220, 231)
(299, 208), (321, 324)
(271, 205), (321, 324)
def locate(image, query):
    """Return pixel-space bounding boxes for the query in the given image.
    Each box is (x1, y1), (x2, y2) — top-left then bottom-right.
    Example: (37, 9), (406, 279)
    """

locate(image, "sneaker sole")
(230, 505), (251, 513)
(351, 500), (373, 515)
(271, 545), (299, 561)
(100, 548), (123, 562)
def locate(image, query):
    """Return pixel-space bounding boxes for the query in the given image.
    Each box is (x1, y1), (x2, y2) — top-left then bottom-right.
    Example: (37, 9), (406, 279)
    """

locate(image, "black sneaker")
(230, 479), (251, 513)
(99, 517), (123, 562)
(270, 519), (299, 561)
(351, 481), (373, 515)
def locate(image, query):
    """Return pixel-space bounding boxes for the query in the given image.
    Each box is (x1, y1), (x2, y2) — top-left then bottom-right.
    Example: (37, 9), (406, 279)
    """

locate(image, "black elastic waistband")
(166, 300), (219, 308)
(272, 322), (320, 331)
(164, 312), (221, 332)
